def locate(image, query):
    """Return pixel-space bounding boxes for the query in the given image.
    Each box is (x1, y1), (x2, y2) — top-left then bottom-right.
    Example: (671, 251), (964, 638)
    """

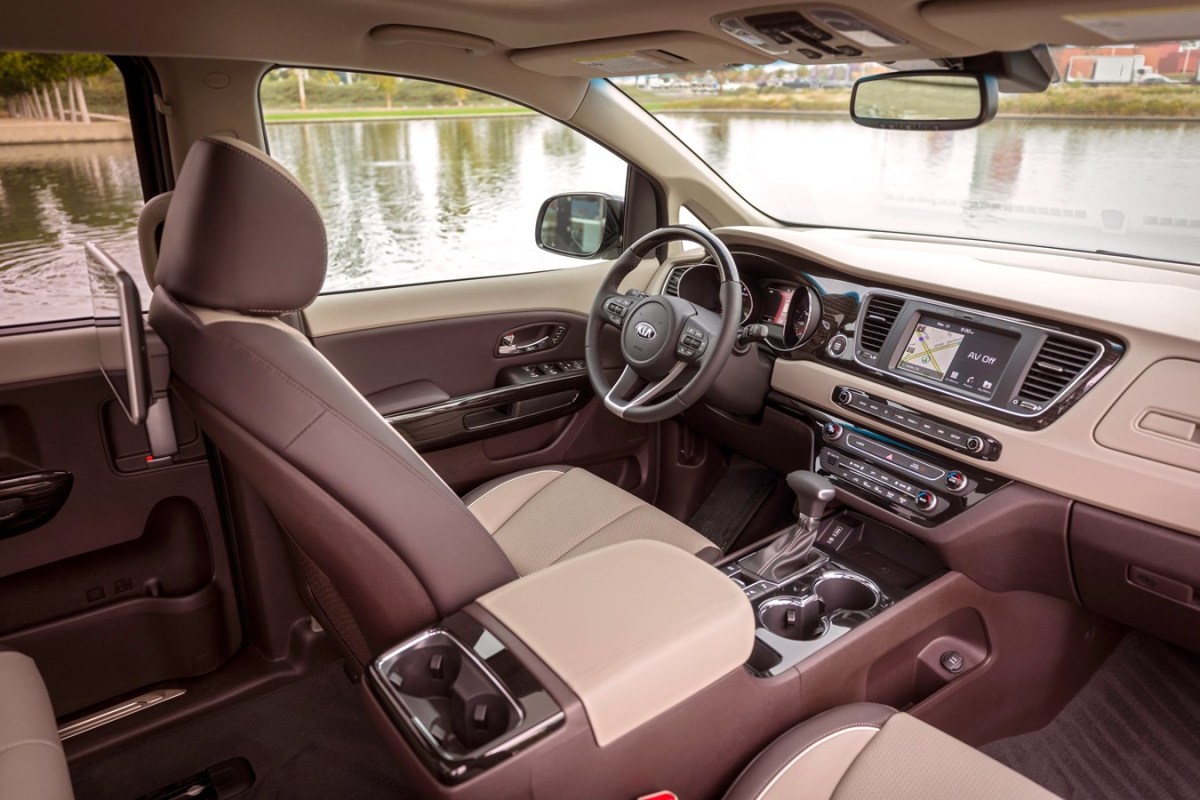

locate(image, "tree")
(0, 52), (112, 123)
(59, 53), (112, 123)
(369, 74), (400, 109)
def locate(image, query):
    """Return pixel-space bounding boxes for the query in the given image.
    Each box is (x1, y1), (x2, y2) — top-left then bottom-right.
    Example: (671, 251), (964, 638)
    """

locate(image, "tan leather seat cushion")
(0, 650), (74, 800)
(726, 704), (1059, 800)
(465, 466), (719, 574)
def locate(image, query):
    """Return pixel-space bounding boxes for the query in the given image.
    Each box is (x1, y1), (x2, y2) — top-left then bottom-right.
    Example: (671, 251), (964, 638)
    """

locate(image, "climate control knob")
(835, 388), (854, 406)
(914, 490), (937, 512)
(823, 422), (844, 441)
(945, 470), (968, 493)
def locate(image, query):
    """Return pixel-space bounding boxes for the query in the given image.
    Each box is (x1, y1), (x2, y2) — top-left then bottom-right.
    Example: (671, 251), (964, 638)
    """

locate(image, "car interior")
(2, 1), (1199, 798)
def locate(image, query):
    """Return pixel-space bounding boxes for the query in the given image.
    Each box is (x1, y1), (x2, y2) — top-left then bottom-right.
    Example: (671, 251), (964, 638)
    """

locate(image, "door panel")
(310, 287), (662, 499)
(0, 336), (240, 718)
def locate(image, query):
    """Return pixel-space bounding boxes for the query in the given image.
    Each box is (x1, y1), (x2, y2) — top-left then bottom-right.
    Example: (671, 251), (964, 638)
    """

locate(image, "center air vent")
(1017, 336), (1101, 405)
(663, 266), (689, 297)
(858, 295), (904, 353)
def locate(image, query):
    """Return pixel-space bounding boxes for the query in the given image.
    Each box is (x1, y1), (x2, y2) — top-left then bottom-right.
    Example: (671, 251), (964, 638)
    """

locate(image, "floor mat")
(982, 633), (1200, 800)
(687, 457), (781, 552)
(71, 662), (414, 800)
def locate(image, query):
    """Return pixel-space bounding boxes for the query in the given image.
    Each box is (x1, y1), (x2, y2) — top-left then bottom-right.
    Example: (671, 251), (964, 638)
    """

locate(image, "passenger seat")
(724, 703), (1058, 800)
(0, 647), (74, 799)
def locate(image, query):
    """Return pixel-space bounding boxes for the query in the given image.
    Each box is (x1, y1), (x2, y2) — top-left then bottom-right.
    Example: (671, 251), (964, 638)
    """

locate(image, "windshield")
(619, 43), (1200, 266)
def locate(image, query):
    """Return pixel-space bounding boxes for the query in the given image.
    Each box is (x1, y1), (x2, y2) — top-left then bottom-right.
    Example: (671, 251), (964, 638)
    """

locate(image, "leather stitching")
(0, 738), (64, 757)
(736, 722), (884, 800)
(466, 469), (567, 510)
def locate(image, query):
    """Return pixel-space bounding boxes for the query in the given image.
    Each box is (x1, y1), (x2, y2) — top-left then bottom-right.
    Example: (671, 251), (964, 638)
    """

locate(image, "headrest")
(156, 136), (327, 316)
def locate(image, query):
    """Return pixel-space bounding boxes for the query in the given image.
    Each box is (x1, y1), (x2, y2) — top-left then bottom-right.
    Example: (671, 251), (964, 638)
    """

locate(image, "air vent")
(663, 266), (689, 297)
(859, 295), (905, 353)
(1017, 336), (1100, 404)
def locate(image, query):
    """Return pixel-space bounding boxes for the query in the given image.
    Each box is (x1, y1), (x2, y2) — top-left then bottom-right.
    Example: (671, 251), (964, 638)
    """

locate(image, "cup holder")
(759, 572), (881, 642)
(759, 596), (826, 640)
(813, 572), (880, 613)
(374, 631), (523, 757)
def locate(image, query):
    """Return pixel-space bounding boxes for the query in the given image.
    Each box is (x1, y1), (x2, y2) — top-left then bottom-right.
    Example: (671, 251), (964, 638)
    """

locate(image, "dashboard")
(665, 249), (1121, 431)
(654, 229), (1200, 540)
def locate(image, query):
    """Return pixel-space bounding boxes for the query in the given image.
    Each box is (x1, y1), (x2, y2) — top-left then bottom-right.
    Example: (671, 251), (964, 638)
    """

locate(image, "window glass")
(620, 43), (1200, 270)
(260, 69), (629, 293)
(0, 54), (141, 328)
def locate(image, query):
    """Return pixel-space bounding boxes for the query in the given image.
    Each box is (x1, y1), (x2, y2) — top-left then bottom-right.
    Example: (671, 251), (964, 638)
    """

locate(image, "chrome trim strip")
(58, 688), (185, 741)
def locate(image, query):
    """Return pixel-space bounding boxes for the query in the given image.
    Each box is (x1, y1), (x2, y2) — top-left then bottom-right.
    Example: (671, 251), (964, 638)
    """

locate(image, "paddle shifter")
(740, 471), (837, 583)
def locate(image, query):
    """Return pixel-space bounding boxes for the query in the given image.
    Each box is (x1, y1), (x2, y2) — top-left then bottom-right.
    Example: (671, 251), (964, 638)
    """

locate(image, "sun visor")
(511, 31), (771, 77)
(923, 0), (1200, 51)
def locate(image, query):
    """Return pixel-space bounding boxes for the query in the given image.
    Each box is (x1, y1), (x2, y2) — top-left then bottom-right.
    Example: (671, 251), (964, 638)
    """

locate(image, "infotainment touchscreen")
(895, 316), (1017, 399)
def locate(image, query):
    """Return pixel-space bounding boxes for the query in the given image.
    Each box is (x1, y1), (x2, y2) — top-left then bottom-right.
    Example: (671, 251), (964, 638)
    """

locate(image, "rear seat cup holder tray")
(372, 629), (523, 759)
(367, 615), (565, 784)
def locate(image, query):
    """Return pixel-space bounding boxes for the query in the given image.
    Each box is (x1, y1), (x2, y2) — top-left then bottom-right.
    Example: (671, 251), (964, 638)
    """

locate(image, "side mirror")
(535, 193), (624, 259)
(850, 71), (998, 131)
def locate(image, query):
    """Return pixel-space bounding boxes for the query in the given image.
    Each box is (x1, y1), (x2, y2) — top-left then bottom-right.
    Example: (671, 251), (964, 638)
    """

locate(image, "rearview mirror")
(536, 193), (623, 259)
(850, 71), (998, 131)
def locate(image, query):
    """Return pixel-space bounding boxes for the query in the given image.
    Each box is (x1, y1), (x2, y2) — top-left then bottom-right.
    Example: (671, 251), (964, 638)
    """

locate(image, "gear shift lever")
(739, 471), (836, 583)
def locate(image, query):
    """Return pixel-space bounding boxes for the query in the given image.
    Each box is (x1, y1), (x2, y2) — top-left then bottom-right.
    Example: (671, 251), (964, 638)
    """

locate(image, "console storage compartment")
(477, 539), (755, 747)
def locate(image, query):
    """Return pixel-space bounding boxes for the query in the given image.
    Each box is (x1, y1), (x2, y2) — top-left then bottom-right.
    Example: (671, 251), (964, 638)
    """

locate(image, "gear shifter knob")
(787, 471), (836, 522)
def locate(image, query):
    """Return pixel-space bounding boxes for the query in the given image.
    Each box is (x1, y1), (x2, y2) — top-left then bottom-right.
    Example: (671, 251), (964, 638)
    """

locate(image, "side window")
(0, 54), (139, 328)
(259, 69), (630, 293)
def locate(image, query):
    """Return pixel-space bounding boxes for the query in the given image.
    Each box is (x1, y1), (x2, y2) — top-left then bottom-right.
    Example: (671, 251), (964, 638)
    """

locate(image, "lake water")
(2, 114), (1198, 327)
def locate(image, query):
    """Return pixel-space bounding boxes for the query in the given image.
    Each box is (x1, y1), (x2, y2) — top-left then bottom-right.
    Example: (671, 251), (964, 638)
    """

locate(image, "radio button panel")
(833, 386), (1001, 461)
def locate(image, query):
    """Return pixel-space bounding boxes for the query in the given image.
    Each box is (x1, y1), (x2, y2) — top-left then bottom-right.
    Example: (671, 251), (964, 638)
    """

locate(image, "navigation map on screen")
(898, 322), (965, 382)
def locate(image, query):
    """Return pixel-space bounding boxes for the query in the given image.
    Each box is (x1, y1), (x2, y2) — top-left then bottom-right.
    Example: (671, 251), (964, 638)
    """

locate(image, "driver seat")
(148, 135), (718, 664)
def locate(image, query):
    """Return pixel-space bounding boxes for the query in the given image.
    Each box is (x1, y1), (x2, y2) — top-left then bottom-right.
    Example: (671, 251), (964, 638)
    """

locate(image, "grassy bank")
(263, 106), (532, 123)
(634, 85), (1200, 118)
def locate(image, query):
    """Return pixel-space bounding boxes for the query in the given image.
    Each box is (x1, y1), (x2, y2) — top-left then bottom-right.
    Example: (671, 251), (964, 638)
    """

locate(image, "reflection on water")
(0, 142), (145, 325)
(2, 114), (1198, 327)
(265, 117), (626, 293)
(660, 114), (1200, 262)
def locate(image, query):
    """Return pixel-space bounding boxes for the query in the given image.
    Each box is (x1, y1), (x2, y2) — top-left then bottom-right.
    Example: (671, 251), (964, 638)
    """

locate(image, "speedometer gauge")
(771, 283), (823, 352)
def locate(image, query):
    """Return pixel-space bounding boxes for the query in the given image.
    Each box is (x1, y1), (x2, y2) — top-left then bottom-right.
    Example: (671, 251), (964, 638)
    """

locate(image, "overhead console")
(817, 290), (1122, 429)
(715, 6), (928, 64)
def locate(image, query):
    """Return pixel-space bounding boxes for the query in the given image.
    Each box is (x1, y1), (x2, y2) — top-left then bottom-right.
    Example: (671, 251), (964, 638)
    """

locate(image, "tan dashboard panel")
(1096, 359), (1200, 475)
(772, 359), (1200, 539)
(713, 227), (1200, 539)
(303, 258), (659, 338)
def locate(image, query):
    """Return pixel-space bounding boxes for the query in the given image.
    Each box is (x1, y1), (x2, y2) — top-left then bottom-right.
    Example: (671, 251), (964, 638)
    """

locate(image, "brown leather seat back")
(148, 136), (517, 662)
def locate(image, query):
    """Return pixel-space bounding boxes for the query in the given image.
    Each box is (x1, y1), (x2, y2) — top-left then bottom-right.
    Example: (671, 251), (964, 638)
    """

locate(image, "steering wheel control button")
(827, 334), (849, 358)
(822, 422), (844, 441)
(945, 470), (968, 493)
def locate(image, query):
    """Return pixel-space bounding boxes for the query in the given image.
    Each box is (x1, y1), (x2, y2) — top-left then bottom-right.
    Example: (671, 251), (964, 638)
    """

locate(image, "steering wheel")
(585, 225), (742, 423)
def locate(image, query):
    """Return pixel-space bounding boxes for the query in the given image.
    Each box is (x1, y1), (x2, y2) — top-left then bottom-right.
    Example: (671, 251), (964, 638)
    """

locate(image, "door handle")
(0, 471), (73, 539)
(496, 323), (568, 357)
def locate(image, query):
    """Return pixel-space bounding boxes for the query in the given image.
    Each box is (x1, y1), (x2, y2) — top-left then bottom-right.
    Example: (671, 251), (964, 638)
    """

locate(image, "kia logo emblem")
(634, 322), (657, 340)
